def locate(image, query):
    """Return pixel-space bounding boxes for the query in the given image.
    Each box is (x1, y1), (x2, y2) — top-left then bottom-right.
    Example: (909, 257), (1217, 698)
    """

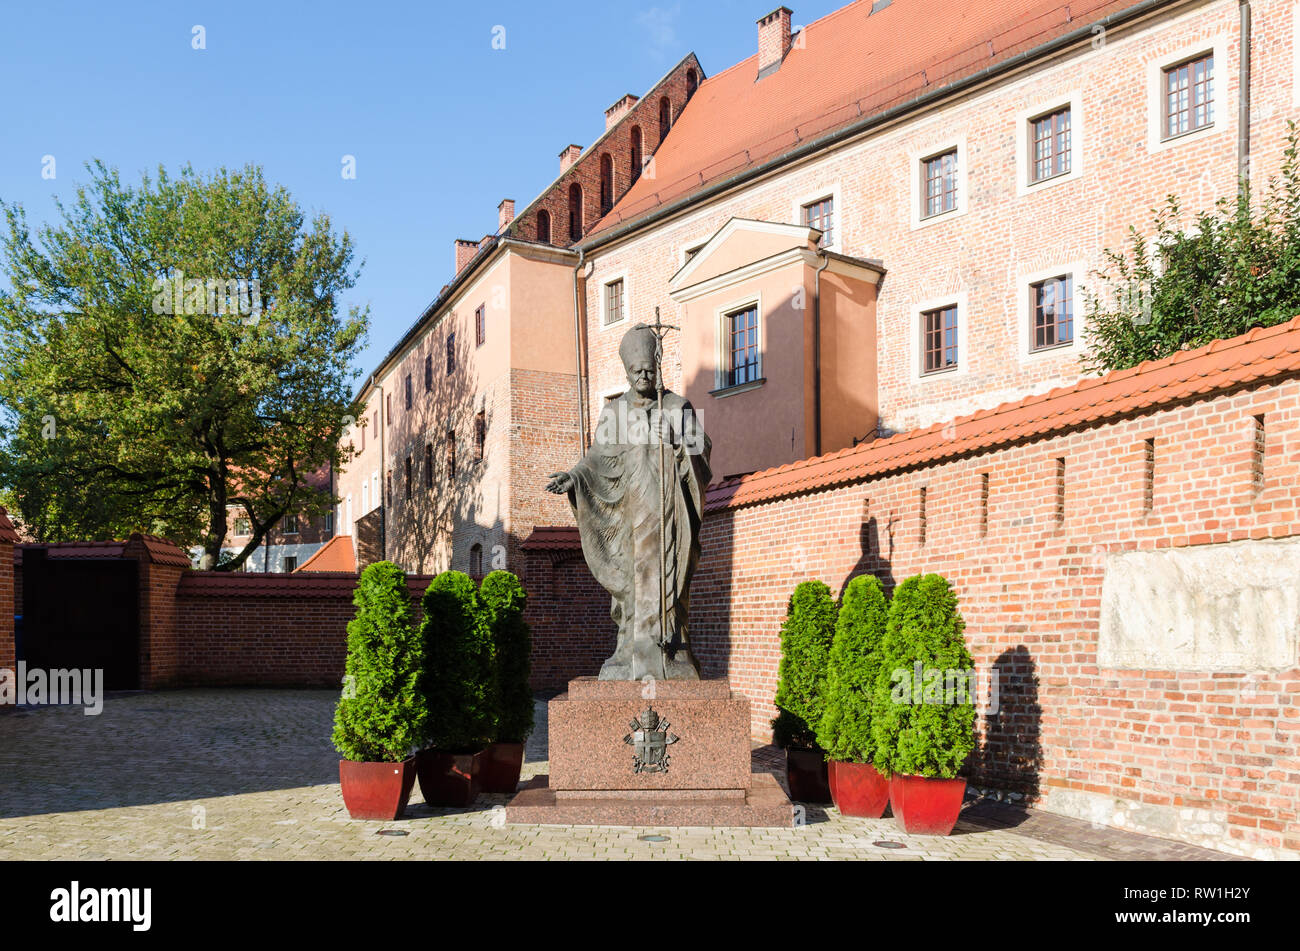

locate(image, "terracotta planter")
(827, 759), (841, 808)
(832, 761), (890, 818)
(417, 748), (485, 807)
(785, 748), (832, 803)
(339, 757), (417, 821)
(479, 742), (525, 794)
(889, 773), (967, 835)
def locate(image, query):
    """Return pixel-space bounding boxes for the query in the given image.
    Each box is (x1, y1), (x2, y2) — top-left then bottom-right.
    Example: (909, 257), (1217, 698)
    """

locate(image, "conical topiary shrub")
(871, 573), (975, 835)
(333, 561), (426, 819)
(817, 574), (891, 816)
(421, 569), (498, 752)
(480, 570), (533, 744)
(871, 573), (975, 778)
(772, 579), (837, 803)
(772, 580), (837, 748)
(333, 561), (428, 763)
(478, 570), (534, 793)
(817, 574), (889, 762)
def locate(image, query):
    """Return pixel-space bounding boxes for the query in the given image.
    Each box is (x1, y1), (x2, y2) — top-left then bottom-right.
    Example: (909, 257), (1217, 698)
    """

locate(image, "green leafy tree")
(817, 574), (889, 763)
(421, 570), (497, 752)
(1084, 125), (1300, 372)
(480, 570), (534, 744)
(0, 161), (368, 567)
(871, 574), (975, 778)
(771, 580), (837, 750)
(332, 562), (428, 763)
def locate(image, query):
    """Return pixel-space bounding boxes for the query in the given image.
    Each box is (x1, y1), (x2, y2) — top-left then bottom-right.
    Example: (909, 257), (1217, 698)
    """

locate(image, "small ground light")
(873, 840), (906, 849)
(637, 834), (670, 842)
(375, 829), (409, 836)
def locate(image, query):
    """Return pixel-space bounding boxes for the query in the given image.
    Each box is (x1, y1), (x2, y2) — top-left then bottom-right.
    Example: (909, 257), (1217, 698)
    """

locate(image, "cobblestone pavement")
(0, 689), (1238, 861)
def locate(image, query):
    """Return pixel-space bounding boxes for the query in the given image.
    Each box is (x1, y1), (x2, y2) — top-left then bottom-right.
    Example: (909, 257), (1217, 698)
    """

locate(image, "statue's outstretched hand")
(546, 471), (574, 494)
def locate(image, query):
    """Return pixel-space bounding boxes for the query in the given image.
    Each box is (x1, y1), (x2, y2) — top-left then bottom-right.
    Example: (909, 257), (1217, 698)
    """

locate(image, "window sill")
(918, 365), (960, 381)
(709, 377), (766, 399)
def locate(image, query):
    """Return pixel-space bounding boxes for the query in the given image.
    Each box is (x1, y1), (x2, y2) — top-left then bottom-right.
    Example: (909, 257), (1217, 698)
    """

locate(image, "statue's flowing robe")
(565, 390), (712, 680)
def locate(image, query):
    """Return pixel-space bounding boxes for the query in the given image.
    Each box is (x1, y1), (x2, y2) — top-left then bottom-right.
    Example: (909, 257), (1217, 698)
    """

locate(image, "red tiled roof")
(707, 317), (1300, 513)
(0, 507), (20, 544)
(13, 534), (191, 567)
(590, 0), (1141, 239)
(178, 570), (361, 598)
(295, 534), (357, 573)
(521, 526), (581, 550)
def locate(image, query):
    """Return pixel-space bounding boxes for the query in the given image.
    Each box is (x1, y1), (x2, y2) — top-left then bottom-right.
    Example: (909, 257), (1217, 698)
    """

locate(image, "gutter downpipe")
(1238, 1), (1251, 193)
(813, 251), (830, 458)
(572, 248), (588, 454)
(372, 373), (386, 563)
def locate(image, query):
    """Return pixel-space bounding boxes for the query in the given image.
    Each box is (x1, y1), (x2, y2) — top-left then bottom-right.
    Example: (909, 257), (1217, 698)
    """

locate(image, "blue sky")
(0, 0), (843, 381)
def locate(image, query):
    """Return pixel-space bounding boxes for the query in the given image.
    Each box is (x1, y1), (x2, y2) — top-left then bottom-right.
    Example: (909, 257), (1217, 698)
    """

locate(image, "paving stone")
(0, 689), (1241, 861)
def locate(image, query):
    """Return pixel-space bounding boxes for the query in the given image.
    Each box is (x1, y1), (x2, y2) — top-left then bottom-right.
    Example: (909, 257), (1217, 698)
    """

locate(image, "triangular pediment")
(669, 218), (820, 292)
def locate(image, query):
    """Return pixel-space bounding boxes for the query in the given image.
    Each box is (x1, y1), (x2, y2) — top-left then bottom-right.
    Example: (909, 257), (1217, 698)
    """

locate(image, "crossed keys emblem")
(623, 706), (679, 774)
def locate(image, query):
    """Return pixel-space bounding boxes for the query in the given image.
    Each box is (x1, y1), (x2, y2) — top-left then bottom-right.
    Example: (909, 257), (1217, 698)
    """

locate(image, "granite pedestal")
(506, 677), (794, 827)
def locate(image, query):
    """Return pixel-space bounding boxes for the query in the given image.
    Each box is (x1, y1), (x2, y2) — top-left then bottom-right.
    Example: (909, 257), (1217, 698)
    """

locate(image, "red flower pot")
(889, 773), (967, 835)
(339, 757), (417, 821)
(417, 748), (485, 807)
(785, 748), (831, 803)
(479, 742), (525, 794)
(831, 761), (890, 818)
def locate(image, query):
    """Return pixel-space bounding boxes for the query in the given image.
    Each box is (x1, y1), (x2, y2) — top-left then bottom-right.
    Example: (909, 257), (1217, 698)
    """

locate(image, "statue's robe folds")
(565, 390), (712, 680)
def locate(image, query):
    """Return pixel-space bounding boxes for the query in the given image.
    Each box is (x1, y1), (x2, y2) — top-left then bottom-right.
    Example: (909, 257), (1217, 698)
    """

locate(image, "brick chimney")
(454, 238), (478, 274)
(497, 198), (515, 232)
(559, 144), (583, 173)
(757, 6), (793, 79)
(605, 94), (640, 130)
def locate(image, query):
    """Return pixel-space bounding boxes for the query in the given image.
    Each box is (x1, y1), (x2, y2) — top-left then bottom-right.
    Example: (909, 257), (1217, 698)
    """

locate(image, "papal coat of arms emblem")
(623, 706), (680, 773)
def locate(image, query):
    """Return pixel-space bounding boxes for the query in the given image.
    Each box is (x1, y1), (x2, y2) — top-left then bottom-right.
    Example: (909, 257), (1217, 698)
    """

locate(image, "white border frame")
(910, 136), (968, 230)
(713, 292), (764, 394)
(1016, 261), (1089, 364)
(909, 291), (969, 384)
(1015, 92), (1084, 196)
(599, 270), (630, 329)
(1145, 36), (1228, 155)
(790, 181), (843, 252)
(678, 235), (711, 267)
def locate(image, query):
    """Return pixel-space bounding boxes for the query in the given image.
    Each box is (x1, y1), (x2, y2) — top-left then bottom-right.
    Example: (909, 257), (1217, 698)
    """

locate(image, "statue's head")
(619, 324), (659, 398)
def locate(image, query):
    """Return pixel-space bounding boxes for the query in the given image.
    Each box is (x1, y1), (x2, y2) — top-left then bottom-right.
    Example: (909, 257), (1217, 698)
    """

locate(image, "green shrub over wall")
(871, 574), (976, 779)
(480, 570), (534, 744)
(771, 580), (837, 750)
(332, 561), (428, 762)
(816, 574), (889, 763)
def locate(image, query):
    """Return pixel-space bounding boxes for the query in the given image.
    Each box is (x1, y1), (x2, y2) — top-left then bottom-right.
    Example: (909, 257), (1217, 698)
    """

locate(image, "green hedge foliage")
(332, 562), (428, 762)
(871, 574), (976, 779)
(816, 574), (889, 763)
(421, 570), (498, 752)
(480, 570), (534, 744)
(771, 580), (836, 750)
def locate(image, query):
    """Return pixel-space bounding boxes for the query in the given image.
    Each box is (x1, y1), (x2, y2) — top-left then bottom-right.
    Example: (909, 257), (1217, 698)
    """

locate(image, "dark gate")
(20, 549), (140, 689)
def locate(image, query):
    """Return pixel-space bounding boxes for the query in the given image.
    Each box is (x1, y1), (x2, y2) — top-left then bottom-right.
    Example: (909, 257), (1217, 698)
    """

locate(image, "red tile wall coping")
(708, 315), (1300, 513)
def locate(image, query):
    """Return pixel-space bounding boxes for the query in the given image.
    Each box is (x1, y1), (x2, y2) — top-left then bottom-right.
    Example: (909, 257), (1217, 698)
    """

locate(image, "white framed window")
(1017, 262), (1089, 363)
(712, 293), (764, 395)
(679, 239), (708, 266)
(910, 137), (967, 230)
(1015, 92), (1083, 195)
(345, 494), (353, 532)
(601, 272), (629, 327)
(791, 182), (843, 252)
(362, 481), (369, 514)
(908, 292), (969, 383)
(371, 471), (379, 507)
(1146, 37), (1227, 154)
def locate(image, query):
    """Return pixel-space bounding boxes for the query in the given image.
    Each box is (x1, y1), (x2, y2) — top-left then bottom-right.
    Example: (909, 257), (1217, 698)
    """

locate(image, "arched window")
(629, 126), (642, 185)
(686, 69), (697, 99)
(536, 208), (551, 244)
(568, 182), (583, 242)
(470, 543), (483, 577)
(659, 97), (672, 144)
(600, 153), (614, 215)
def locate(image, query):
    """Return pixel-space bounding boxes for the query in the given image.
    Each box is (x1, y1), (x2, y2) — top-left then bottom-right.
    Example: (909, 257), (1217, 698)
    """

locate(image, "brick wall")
(521, 540), (613, 688)
(0, 509), (15, 696)
(171, 572), (436, 687)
